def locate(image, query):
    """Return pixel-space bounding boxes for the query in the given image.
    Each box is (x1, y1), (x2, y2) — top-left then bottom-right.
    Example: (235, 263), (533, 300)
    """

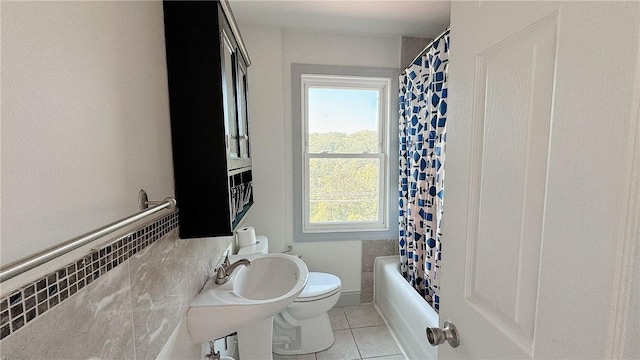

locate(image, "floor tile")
(352, 325), (402, 359)
(343, 304), (385, 328)
(273, 353), (317, 360)
(328, 307), (349, 330)
(272, 304), (405, 360)
(362, 355), (406, 360)
(316, 329), (360, 360)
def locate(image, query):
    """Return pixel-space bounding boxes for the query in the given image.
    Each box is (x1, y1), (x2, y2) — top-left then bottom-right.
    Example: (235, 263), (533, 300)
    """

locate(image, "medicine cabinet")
(163, 0), (253, 238)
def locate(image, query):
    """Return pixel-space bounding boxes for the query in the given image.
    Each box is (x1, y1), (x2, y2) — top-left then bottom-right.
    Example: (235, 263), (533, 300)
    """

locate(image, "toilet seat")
(294, 272), (341, 303)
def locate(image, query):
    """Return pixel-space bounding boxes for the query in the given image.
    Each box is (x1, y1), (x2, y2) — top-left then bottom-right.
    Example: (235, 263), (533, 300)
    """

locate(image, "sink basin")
(187, 253), (309, 344)
(234, 255), (305, 300)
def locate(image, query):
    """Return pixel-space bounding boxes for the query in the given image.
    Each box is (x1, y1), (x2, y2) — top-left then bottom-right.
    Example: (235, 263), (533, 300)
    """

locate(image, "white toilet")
(236, 236), (342, 355)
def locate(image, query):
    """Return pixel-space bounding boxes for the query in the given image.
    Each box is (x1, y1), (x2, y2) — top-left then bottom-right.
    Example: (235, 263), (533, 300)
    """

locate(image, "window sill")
(294, 228), (397, 242)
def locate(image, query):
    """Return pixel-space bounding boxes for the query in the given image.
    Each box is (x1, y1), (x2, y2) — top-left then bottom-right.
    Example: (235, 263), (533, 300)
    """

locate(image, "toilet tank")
(236, 236), (269, 255)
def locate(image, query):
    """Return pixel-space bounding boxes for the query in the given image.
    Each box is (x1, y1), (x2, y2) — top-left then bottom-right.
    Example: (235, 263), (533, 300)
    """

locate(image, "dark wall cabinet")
(163, 0), (253, 238)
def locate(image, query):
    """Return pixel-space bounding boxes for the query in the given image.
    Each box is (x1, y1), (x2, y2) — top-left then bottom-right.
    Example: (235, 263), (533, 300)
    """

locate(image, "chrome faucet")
(215, 252), (251, 284)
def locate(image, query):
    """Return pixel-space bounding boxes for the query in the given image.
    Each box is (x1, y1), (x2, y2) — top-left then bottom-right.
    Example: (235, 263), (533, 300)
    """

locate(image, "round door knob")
(426, 320), (460, 348)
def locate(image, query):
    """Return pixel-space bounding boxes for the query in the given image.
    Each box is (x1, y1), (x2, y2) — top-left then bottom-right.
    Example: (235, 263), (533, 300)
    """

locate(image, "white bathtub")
(374, 255), (439, 360)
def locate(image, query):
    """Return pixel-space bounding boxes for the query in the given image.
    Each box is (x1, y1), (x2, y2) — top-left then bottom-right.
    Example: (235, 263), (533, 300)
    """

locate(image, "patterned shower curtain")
(398, 31), (449, 312)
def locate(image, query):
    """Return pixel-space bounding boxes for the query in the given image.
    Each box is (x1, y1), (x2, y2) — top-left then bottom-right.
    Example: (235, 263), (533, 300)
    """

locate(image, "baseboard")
(335, 291), (361, 306)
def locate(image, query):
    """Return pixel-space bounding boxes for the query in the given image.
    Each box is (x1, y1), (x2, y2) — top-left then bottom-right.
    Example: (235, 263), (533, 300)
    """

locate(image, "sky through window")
(308, 88), (379, 134)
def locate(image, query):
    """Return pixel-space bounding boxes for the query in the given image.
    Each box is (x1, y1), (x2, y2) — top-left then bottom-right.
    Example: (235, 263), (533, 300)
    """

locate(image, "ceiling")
(227, 0), (451, 38)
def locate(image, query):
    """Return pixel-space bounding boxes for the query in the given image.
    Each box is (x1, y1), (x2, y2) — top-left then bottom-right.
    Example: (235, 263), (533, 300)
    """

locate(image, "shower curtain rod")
(408, 27), (451, 68)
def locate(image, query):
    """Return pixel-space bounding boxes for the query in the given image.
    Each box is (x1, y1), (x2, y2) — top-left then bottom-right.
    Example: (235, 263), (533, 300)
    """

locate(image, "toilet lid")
(296, 272), (341, 301)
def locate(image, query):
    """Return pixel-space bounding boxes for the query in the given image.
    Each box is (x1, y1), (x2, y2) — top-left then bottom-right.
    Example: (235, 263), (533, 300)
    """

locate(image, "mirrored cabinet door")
(237, 60), (250, 161)
(221, 30), (239, 161)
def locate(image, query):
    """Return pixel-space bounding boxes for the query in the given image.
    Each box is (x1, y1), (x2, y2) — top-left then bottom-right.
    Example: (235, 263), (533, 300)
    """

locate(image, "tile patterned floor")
(273, 304), (407, 360)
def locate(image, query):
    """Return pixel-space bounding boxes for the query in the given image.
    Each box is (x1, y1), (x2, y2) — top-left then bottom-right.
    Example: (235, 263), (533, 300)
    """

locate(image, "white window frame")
(291, 64), (399, 243)
(301, 74), (391, 233)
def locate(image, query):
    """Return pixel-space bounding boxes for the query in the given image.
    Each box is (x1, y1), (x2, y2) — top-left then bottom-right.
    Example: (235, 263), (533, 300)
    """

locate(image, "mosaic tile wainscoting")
(0, 210), (232, 359)
(361, 240), (398, 303)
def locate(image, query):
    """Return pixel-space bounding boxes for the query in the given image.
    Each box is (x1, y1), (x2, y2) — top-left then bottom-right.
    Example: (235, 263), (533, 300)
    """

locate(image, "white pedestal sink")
(187, 253), (309, 359)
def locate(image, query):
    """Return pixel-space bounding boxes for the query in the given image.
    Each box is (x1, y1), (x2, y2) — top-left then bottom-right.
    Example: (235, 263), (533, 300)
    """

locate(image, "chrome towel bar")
(0, 195), (177, 283)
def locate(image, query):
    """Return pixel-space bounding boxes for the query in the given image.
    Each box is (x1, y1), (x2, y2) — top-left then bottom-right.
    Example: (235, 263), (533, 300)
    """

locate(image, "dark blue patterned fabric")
(399, 31), (449, 312)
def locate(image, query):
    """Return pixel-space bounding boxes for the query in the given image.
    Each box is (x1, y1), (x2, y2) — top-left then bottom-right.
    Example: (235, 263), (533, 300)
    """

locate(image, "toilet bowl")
(272, 272), (341, 355)
(236, 236), (342, 355)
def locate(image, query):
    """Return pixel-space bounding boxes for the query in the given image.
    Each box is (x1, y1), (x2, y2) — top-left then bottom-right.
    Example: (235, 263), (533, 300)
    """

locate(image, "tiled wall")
(0, 210), (231, 359)
(361, 240), (398, 303)
(400, 36), (433, 69)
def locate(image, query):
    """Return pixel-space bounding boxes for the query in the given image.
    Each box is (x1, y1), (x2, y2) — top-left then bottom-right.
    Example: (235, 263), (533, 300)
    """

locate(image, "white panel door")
(441, 1), (639, 359)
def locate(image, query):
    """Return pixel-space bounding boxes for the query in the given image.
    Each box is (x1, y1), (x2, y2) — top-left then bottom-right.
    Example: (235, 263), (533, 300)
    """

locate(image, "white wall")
(1, 1), (174, 266)
(1, 4), (234, 358)
(237, 24), (287, 253)
(242, 26), (401, 293)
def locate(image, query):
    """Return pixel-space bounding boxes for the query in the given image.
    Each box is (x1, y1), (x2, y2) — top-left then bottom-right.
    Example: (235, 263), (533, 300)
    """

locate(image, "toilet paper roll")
(236, 226), (257, 247)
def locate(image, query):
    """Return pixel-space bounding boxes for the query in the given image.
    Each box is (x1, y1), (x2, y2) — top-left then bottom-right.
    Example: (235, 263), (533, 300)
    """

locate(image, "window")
(303, 75), (388, 231)
(292, 64), (399, 242)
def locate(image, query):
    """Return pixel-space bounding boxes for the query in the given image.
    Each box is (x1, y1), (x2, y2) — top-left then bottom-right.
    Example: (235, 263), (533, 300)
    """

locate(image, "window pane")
(307, 88), (379, 153)
(309, 158), (380, 223)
